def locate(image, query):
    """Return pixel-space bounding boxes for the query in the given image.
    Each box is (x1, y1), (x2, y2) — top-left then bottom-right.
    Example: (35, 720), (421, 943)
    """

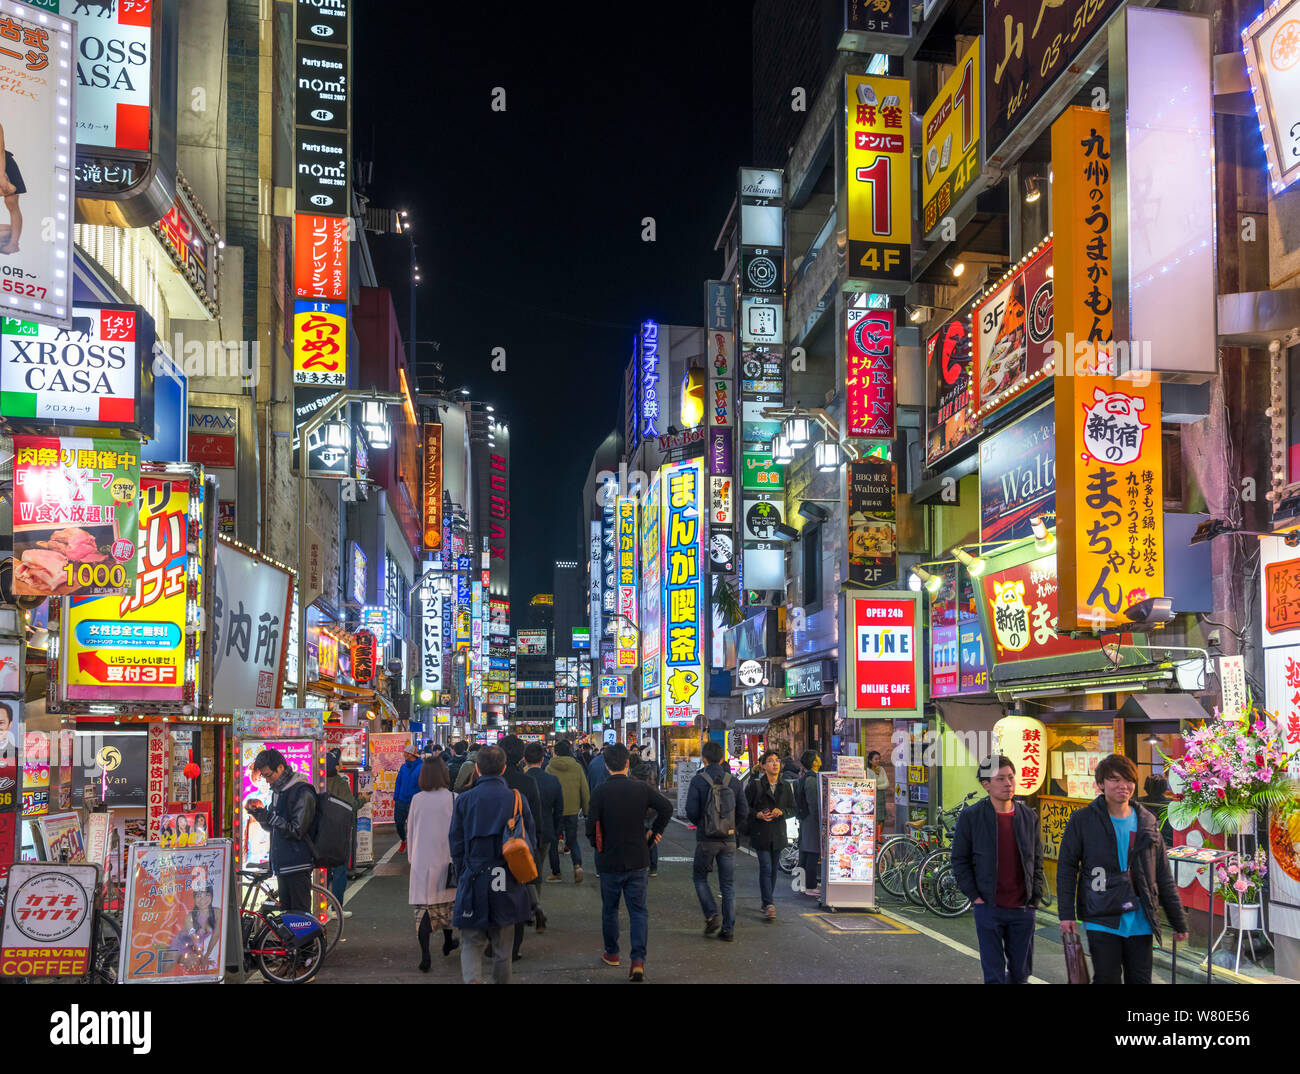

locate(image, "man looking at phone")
(247, 748), (317, 914)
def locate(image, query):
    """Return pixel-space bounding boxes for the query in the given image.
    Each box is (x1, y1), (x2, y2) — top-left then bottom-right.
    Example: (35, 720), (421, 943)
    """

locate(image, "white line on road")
(878, 908), (1047, 984)
(342, 841), (402, 907)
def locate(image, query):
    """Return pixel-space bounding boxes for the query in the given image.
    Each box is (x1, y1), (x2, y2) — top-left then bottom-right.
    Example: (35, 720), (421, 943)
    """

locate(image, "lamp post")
(297, 389), (404, 708)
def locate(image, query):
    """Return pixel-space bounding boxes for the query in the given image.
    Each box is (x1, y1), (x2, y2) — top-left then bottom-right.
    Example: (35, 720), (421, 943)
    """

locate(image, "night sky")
(354, 1), (755, 605)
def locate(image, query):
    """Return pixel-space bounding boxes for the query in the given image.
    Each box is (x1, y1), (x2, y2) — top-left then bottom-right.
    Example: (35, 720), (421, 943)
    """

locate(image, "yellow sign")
(921, 39), (981, 236)
(992, 715), (1047, 796)
(292, 300), (347, 387)
(1052, 107), (1164, 632)
(63, 478), (195, 703)
(846, 73), (911, 283)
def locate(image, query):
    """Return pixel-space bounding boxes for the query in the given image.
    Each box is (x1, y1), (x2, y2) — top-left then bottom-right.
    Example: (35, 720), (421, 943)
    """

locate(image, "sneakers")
(629, 961), (645, 982)
(398, 841), (407, 853)
(763, 905), (776, 921)
(704, 914), (721, 936)
(545, 874), (563, 883)
(649, 871), (658, 878)
(342, 909), (354, 919)
(601, 951), (620, 967)
(574, 866), (584, 884)
(719, 930), (735, 942)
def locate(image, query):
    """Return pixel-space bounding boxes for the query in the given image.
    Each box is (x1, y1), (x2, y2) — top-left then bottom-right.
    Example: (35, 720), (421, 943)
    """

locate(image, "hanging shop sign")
(119, 840), (230, 983)
(0, 862), (97, 977)
(641, 472), (662, 699)
(348, 541), (366, 604)
(617, 497), (638, 668)
(1244, 0), (1300, 191)
(930, 564), (989, 698)
(639, 319), (661, 445)
(710, 330), (733, 427)
(292, 387), (352, 477)
(979, 401), (1055, 542)
(601, 490), (617, 639)
(709, 477), (733, 526)
(740, 247), (781, 296)
(845, 0), (911, 38)
(845, 73), (911, 284)
(992, 715), (1048, 796)
(0, 1), (74, 327)
(589, 519), (602, 649)
(661, 458), (704, 725)
(11, 435), (140, 599)
(1264, 648), (1300, 770)
(848, 593), (922, 718)
(972, 241), (1054, 422)
(709, 528), (736, 574)
(210, 539), (291, 713)
(709, 428), (733, 477)
(741, 398), (782, 447)
(423, 423), (443, 550)
(53, 468), (207, 715)
(846, 307), (896, 439)
(786, 659), (834, 699)
(293, 213), (349, 301)
(351, 630), (377, 684)
(599, 674), (627, 698)
(706, 280), (733, 332)
(1, 304), (156, 433)
(847, 458), (897, 588)
(294, 39), (348, 132)
(921, 37), (981, 237)
(925, 298), (980, 465)
(740, 297), (783, 346)
(982, 0), (1125, 162)
(153, 186), (218, 312)
(293, 0), (351, 217)
(743, 497), (785, 542)
(292, 300), (347, 387)
(741, 450), (783, 491)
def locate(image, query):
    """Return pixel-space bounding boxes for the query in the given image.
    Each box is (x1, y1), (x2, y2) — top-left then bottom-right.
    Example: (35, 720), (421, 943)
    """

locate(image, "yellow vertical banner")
(1052, 107), (1164, 632)
(846, 74), (911, 283)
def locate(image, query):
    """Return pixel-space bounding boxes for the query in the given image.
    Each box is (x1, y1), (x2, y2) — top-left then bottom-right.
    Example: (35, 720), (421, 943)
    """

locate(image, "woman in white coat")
(408, 757), (459, 970)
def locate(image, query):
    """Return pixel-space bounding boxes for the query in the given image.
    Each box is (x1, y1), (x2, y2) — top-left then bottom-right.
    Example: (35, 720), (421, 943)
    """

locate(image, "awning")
(734, 698), (821, 729)
(1119, 693), (1210, 722)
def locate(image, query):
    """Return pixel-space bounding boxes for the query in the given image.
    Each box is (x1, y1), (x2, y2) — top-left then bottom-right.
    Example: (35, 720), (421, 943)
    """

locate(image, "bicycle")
(919, 861), (972, 917)
(79, 899), (122, 984)
(240, 867), (345, 954)
(778, 816), (800, 875)
(877, 792), (978, 899)
(237, 869), (328, 984)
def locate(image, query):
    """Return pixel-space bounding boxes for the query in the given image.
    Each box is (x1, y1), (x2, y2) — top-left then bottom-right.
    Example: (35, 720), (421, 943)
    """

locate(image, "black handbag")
(445, 860), (457, 888)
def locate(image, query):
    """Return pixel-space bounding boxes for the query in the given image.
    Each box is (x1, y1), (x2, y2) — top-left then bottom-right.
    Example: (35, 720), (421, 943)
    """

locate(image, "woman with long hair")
(408, 757), (459, 971)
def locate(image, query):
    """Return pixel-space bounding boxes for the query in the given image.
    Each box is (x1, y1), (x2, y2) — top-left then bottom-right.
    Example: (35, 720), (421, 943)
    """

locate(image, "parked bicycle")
(875, 792), (979, 903)
(237, 868), (328, 983)
(240, 867), (346, 953)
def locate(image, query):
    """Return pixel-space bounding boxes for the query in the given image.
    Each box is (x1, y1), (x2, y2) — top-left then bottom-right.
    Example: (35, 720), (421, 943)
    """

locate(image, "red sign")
(851, 598), (918, 710)
(972, 243), (1054, 420)
(293, 214), (349, 301)
(351, 631), (377, 685)
(187, 433), (236, 469)
(423, 423), (443, 550)
(982, 556), (1104, 665)
(846, 309), (896, 439)
(146, 723), (167, 841)
(1265, 557), (1300, 635)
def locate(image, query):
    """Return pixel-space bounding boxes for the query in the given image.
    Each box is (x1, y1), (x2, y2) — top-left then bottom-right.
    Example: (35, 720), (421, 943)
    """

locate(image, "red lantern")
(352, 630), (377, 684)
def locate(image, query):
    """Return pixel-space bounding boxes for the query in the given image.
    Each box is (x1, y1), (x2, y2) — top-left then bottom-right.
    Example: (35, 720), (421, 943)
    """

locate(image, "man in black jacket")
(446, 740), (469, 785)
(586, 743), (673, 982)
(950, 754), (1046, 984)
(500, 735), (547, 959)
(686, 740), (749, 940)
(249, 748), (317, 914)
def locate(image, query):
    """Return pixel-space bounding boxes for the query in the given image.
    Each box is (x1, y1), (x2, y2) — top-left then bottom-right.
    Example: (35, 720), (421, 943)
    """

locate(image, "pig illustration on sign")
(1080, 388), (1149, 466)
(990, 579), (1031, 653)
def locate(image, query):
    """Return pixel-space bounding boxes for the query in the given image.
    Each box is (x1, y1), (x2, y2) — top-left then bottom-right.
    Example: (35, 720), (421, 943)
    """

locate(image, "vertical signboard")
(978, 402), (1055, 542)
(638, 320), (661, 446)
(421, 589), (444, 697)
(0, 1), (74, 326)
(847, 458), (897, 587)
(925, 299), (980, 465)
(616, 497), (638, 669)
(848, 593), (922, 718)
(600, 486), (617, 646)
(845, 307), (896, 439)
(641, 473), (662, 699)
(423, 423), (443, 550)
(971, 242), (1054, 422)
(661, 459), (703, 725)
(588, 519), (602, 659)
(293, 214), (349, 301)
(846, 73), (911, 283)
(1243, 0), (1300, 192)
(921, 38), (981, 237)
(292, 300), (347, 387)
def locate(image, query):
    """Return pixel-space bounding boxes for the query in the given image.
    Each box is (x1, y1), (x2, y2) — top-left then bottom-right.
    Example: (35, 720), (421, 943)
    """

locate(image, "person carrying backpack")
(686, 740), (749, 941)
(247, 748), (317, 914)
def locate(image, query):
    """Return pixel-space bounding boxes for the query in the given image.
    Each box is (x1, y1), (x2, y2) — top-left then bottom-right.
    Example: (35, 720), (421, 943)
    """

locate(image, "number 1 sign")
(846, 74), (911, 285)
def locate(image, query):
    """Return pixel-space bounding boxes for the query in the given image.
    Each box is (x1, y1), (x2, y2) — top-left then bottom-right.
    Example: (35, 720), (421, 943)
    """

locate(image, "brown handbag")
(1063, 929), (1091, 985)
(502, 790), (538, 884)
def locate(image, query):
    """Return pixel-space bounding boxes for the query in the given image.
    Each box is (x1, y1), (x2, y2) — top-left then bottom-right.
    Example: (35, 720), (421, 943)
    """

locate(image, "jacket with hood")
(547, 754), (590, 817)
(258, 769), (317, 876)
(454, 749), (481, 793)
(1057, 796), (1188, 945)
(394, 758), (422, 804)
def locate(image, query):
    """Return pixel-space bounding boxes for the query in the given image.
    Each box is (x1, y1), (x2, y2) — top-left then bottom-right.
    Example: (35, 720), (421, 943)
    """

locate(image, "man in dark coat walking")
(745, 749), (796, 920)
(449, 745), (536, 984)
(500, 735), (547, 959)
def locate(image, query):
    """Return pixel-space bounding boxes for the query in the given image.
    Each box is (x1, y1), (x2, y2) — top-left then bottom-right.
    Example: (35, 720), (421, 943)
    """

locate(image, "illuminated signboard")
(845, 308), (896, 439)
(848, 593), (922, 718)
(846, 73), (911, 283)
(599, 674), (627, 698)
(293, 300), (347, 386)
(641, 472), (662, 699)
(640, 320), (660, 444)
(423, 423), (443, 550)
(661, 459), (703, 725)
(971, 241), (1054, 423)
(349, 542), (367, 604)
(617, 498), (638, 668)
(360, 605), (389, 646)
(925, 298), (981, 465)
(517, 629), (547, 655)
(921, 38), (981, 236)
(351, 630), (377, 684)
(294, 214), (349, 302)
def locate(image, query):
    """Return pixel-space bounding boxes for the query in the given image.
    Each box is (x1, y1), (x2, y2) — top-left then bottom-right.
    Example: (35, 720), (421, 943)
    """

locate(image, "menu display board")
(821, 774), (876, 909)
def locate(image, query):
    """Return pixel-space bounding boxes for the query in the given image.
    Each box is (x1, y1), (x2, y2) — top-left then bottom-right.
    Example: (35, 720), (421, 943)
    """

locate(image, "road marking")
(342, 842), (401, 907)
(669, 816), (756, 857)
(877, 907), (1047, 984)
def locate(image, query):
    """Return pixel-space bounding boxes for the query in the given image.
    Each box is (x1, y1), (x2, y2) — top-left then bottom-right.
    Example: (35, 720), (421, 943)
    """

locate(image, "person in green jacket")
(545, 739), (589, 883)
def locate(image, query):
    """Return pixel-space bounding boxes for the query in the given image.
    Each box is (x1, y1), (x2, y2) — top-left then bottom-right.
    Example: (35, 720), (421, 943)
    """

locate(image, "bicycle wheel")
(778, 845), (798, 875)
(876, 838), (923, 897)
(81, 912), (121, 984)
(255, 927), (326, 984)
(906, 848), (948, 907)
(312, 884), (345, 953)
(914, 848), (951, 911)
(921, 864), (972, 918)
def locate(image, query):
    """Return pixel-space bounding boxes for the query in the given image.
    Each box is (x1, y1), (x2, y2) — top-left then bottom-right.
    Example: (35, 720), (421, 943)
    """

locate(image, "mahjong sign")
(0, 304), (155, 434)
(848, 592), (922, 718)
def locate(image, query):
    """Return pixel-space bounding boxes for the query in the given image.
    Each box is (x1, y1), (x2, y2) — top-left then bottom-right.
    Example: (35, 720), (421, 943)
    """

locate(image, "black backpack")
(701, 771), (738, 840)
(306, 788), (353, 868)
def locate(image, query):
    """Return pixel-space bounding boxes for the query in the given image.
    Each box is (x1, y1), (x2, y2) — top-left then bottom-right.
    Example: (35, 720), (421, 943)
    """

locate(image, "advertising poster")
(0, 862), (97, 977)
(22, 727), (48, 817)
(979, 402), (1055, 542)
(0, 1), (73, 325)
(845, 308), (896, 438)
(921, 38), (981, 235)
(925, 300), (980, 465)
(238, 740), (314, 867)
(325, 726), (367, 766)
(1, 306), (154, 431)
(211, 540), (291, 712)
(11, 436), (140, 598)
(972, 243), (1054, 420)
(61, 477), (193, 703)
(930, 564), (960, 697)
(661, 459), (704, 725)
(369, 733), (411, 826)
(846, 73), (911, 282)
(71, 731), (147, 807)
(120, 841), (231, 984)
(292, 299), (347, 386)
(355, 802), (373, 866)
(641, 471), (662, 699)
(847, 458), (897, 587)
(37, 811), (85, 863)
(849, 595), (921, 717)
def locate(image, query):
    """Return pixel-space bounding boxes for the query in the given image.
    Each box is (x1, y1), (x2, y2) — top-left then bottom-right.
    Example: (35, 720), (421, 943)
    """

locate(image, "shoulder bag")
(502, 790), (538, 884)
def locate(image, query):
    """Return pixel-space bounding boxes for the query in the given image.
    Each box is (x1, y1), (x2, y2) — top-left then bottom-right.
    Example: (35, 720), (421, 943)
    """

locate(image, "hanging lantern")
(352, 630), (378, 684)
(680, 364), (706, 429)
(183, 748), (201, 782)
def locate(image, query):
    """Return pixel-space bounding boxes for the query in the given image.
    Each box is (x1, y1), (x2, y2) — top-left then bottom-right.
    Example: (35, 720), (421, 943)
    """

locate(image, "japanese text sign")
(616, 498), (638, 668)
(922, 38), (981, 235)
(661, 459), (703, 725)
(992, 714), (1048, 795)
(981, 554), (1100, 665)
(423, 423), (443, 549)
(846, 73), (911, 282)
(293, 214), (349, 301)
(925, 299), (981, 465)
(0, 863), (97, 977)
(846, 307), (896, 439)
(293, 300), (347, 387)
(849, 594), (921, 717)
(972, 242), (1054, 421)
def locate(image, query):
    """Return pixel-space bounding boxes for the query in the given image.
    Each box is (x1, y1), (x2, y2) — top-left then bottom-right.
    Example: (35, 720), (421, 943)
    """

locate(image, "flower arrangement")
(1215, 850), (1269, 905)
(1164, 702), (1295, 833)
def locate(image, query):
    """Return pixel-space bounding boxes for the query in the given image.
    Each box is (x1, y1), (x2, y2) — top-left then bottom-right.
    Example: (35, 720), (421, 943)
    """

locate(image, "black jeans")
(798, 850), (821, 889)
(276, 870), (312, 915)
(1087, 930), (1154, 984)
(558, 815), (583, 870)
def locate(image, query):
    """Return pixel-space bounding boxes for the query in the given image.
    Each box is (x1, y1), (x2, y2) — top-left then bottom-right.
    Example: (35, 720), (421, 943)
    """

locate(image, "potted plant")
(1214, 851), (1269, 931)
